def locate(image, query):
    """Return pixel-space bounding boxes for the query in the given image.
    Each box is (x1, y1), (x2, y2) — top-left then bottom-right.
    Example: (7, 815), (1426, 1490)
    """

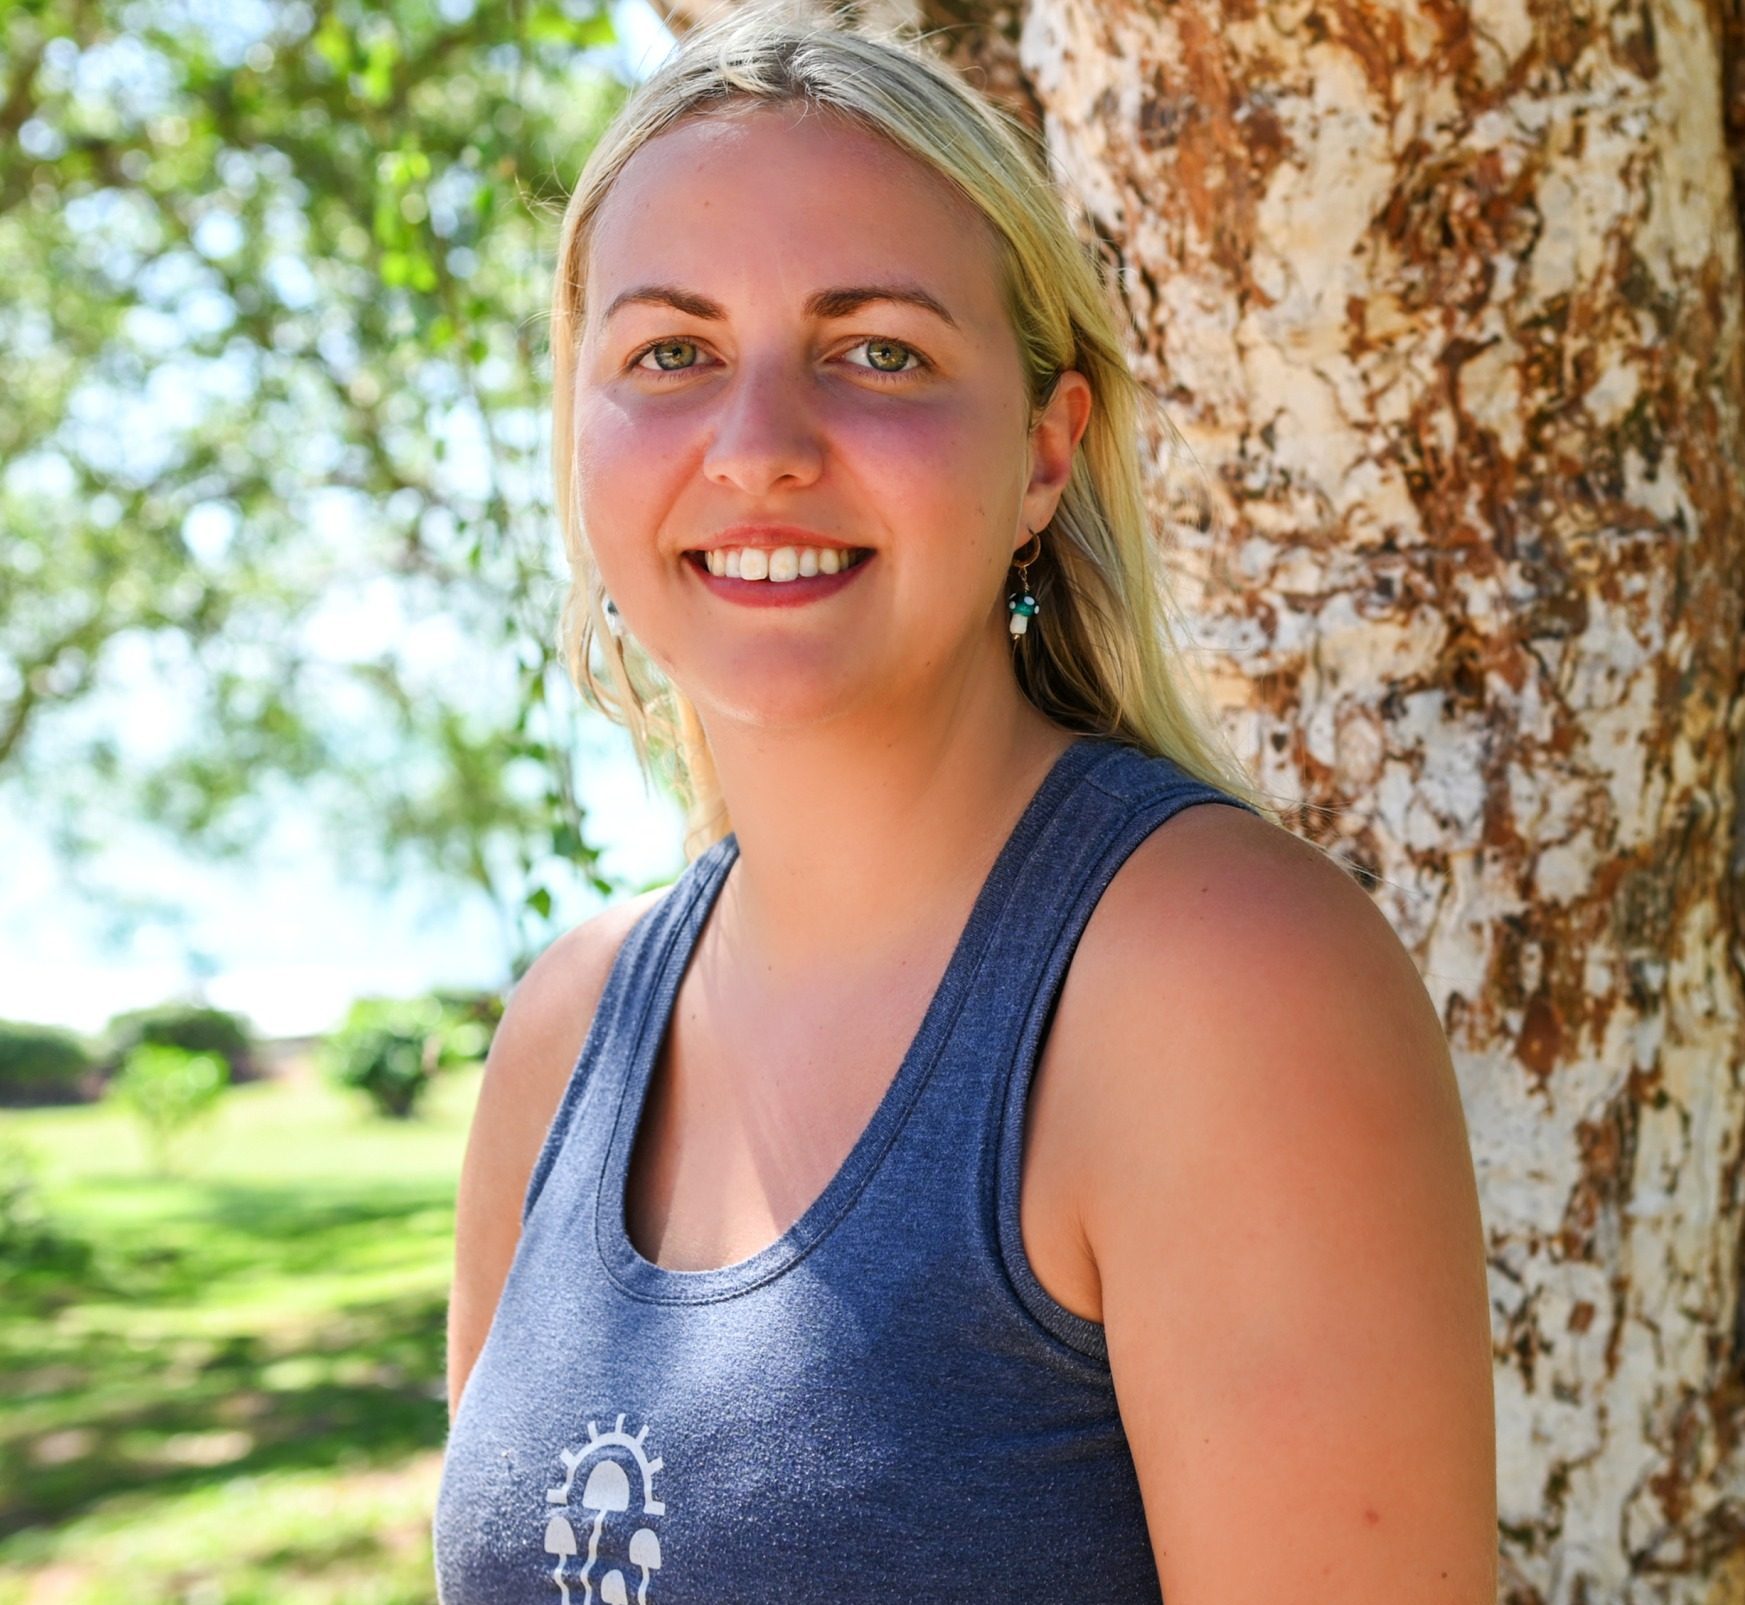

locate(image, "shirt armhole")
(993, 788), (1265, 1365)
(520, 893), (671, 1227)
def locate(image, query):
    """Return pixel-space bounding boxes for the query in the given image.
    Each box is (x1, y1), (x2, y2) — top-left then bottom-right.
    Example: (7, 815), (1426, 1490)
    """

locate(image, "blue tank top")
(433, 734), (1259, 1603)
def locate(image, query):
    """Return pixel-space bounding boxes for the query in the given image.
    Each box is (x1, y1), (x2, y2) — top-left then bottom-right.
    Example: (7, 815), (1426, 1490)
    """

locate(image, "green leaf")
(572, 10), (618, 47)
(312, 12), (352, 76)
(373, 189), (405, 247)
(525, 5), (617, 46)
(358, 31), (401, 107)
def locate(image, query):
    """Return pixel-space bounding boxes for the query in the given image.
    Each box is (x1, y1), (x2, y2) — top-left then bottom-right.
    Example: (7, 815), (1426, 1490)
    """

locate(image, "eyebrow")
(602, 282), (961, 331)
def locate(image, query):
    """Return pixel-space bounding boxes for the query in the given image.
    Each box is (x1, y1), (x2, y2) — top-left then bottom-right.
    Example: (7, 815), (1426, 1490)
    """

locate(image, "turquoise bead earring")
(1007, 528), (1042, 640)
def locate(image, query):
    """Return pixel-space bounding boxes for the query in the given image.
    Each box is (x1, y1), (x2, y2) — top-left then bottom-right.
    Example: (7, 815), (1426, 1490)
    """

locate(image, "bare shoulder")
(1052, 800), (1418, 1147)
(1069, 798), (1454, 1131)
(445, 882), (669, 1418)
(1061, 799), (1498, 1599)
(1084, 798), (1410, 999)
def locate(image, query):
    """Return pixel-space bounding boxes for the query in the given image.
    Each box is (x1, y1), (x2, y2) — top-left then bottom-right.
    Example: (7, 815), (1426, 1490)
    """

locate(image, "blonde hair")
(550, 1), (1275, 860)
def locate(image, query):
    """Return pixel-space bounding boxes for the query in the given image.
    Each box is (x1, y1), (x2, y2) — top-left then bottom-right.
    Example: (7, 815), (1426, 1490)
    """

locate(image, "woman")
(435, 7), (1497, 1601)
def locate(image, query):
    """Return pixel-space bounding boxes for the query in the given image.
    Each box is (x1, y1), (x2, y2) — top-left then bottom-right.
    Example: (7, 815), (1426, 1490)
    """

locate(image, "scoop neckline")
(594, 734), (1113, 1305)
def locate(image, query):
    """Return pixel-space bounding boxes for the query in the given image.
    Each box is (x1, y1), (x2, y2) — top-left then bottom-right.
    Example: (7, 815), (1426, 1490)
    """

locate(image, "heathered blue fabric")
(433, 734), (1260, 1603)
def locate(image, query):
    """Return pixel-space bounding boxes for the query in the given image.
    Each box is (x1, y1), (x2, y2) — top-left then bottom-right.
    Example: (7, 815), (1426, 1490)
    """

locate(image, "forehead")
(584, 103), (1007, 329)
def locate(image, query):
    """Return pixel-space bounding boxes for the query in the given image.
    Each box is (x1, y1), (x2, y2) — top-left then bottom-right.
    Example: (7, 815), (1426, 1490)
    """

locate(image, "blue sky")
(0, 0), (683, 1041)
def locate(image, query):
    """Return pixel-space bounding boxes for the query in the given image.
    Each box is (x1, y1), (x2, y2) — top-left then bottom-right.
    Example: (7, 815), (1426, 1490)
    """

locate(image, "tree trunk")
(652, 1), (1745, 1597)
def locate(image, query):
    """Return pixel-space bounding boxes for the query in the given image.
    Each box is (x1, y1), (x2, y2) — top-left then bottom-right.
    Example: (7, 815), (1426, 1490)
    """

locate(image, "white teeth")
(696, 545), (866, 581)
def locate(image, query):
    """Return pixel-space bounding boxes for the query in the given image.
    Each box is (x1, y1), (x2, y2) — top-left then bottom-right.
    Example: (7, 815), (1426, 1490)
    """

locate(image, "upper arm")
(445, 889), (665, 1421)
(1077, 806), (1497, 1603)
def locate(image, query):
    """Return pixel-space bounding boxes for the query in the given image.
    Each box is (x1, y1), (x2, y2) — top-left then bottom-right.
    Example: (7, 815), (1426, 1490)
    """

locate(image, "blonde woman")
(435, 6), (1496, 1600)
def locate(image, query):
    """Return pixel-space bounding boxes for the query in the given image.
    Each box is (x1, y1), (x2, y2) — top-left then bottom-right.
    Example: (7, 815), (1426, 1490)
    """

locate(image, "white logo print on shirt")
(543, 1415), (666, 1604)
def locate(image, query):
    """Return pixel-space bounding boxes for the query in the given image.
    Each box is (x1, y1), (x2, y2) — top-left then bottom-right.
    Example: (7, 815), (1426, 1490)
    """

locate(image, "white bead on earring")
(1007, 529), (1042, 639)
(603, 594), (626, 639)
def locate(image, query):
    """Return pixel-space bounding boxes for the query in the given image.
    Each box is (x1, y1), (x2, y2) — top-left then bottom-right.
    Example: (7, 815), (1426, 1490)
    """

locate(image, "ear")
(1020, 370), (1093, 540)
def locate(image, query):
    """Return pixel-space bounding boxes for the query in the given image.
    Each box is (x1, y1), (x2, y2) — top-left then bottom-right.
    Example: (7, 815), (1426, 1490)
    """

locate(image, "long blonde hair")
(550, 1), (1275, 860)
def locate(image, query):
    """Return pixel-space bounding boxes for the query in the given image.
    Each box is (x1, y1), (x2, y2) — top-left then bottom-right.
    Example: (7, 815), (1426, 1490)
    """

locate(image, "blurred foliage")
(1, 0), (647, 979)
(0, 1130), (96, 1281)
(0, 1017), (95, 1104)
(106, 1039), (232, 1173)
(100, 997), (258, 1082)
(320, 990), (491, 1118)
(431, 980), (507, 1033)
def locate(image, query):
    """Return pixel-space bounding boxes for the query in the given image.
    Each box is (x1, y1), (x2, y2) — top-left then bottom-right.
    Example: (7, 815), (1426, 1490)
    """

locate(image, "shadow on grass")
(1, 1184), (455, 1542)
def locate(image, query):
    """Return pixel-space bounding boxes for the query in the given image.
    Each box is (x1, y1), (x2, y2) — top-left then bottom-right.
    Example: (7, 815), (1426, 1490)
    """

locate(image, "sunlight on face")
(571, 101), (1038, 734)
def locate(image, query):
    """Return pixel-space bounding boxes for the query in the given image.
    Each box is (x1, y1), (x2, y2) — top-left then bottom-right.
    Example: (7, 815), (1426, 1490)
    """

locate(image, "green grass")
(0, 1064), (484, 1604)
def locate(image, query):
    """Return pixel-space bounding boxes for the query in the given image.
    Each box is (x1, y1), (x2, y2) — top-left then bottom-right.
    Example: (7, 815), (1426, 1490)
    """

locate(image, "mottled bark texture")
(650, 1), (1745, 1598)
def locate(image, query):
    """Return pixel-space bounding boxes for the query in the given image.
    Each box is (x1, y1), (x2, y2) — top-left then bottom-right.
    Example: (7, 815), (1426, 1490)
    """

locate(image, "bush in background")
(0, 1020), (97, 1106)
(106, 1043), (231, 1176)
(321, 994), (494, 1121)
(0, 1130), (96, 1289)
(101, 1002), (261, 1086)
(432, 986), (506, 1035)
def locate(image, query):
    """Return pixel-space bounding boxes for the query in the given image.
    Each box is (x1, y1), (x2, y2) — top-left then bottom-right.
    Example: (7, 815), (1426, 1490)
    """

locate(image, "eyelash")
(624, 335), (932, 384)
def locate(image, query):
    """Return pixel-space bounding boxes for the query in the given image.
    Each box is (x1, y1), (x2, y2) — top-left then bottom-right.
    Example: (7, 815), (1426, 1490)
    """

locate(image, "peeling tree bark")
(649, 1), (1745, 1598)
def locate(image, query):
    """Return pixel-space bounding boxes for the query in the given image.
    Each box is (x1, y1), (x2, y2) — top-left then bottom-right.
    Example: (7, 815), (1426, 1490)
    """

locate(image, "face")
(571, 102), (1087, 733)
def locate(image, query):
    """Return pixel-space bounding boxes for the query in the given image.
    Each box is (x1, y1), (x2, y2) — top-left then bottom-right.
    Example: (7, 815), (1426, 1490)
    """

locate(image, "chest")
(622, 953), (1103, 1324)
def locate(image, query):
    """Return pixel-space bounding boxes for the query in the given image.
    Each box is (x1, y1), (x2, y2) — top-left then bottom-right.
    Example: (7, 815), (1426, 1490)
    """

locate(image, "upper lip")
(685, 525), (869, 553)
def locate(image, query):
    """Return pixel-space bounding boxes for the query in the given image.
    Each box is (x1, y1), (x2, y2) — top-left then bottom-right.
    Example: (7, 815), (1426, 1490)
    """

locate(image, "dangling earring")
(1007, 528), (1042, 639)
(603, 593), (626, 640)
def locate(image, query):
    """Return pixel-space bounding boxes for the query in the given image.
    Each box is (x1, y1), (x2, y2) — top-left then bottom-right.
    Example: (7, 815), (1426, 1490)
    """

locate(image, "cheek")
(832, 400), (1008, 539)
(843, 410), (1018, 633)
(571, 397), (688, 564)
(577, 387), (695, 456)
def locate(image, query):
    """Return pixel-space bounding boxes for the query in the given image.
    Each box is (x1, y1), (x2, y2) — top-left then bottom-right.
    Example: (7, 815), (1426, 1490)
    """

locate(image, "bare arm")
(1070, 807), (1497, 1602)
(445, 889), (666, 1421)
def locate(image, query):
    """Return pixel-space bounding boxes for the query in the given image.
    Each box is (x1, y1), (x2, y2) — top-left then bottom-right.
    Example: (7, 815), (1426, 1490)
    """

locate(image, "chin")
(681, 662), (882, 732)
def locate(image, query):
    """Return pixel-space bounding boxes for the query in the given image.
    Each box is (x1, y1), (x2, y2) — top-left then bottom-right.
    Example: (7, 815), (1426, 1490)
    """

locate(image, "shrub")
(0, 1130), (52, 1252)
(321, 994), (491, 1120)
(432, 985), (506, 1035)
(0, 1020), (96, 1106)
(100, 1002), (260, 1086)
(0, 1131), (95, 1284)
(106, 1043), (231, 1176)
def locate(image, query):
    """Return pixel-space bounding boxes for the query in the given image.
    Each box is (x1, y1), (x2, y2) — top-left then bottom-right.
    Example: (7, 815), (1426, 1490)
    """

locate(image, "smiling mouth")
(683, 548), (874, 580)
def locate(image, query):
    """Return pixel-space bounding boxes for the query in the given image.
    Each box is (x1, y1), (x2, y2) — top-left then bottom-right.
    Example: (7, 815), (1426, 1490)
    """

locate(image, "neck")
(694, 671), (1077, 988)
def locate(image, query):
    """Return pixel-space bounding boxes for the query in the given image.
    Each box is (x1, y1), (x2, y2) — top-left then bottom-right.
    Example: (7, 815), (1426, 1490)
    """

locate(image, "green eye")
(860, 339), (915, 374)
(636, 339), (697, 373)
(625, 335), (930, 382)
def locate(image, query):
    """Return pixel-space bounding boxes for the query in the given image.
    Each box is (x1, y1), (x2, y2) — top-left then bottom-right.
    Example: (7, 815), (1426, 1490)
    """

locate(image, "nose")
(701, 355), (825, 497)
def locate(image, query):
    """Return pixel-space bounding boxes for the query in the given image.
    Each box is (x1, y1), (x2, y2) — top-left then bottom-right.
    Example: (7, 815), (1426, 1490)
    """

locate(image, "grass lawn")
(0, 1061), (485, 1604)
